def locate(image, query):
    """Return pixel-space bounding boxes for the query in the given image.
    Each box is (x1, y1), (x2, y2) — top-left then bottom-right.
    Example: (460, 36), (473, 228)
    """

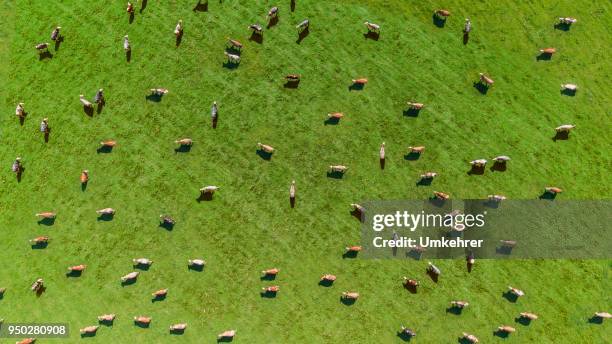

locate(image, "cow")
(341, 291), (359, 300)
(0, 287), (6, 296)
(35, 212), (56, 219)
(68, 264), (87, 273)
(39, 118), (49, 134)
(434, 9), (451, 19)
(379, 142), (385, 160)
(478, 73), (494, 86)
(451, 300), (469, 309)
(461, 332), (479, 343)
(218, 330), (236, 340)
(79, 326), (99, 335)
(433, 191), (450, 200)
(133, 258), (153, 266)
(262, 286), (279, 293)
(133, 316), (151, 325)
(594, 312), (612, 320)
(200, 186), (219, 196)
(80, 95), (93, 108)
(248, 24), (263, 35)
(170, 323), (187, 331)
(262, 268), (279, 277)
(123, 35), (130, 51)
(464, 18), (471, 33)
(121, 271), (139, 282)
(399, 326), (416, 337)
(94, 89), (104, 104)
(497, 325), (516, 333)
(555, 124), (575, 132)
(226, 38), (243, 50)
(81, 170), (89, 184)
(364, 21), (380, 33)
(211, 101), (218, 120)
(408, 146), (425, 154)
(126, 2), (134, 13)
(296, 19), (309, 32)
(97, 314), (116, 322)
(352, 78), (368, 85)
(545, 187), (563, 194)
(508, 286), (525, 297)
(561, 83), (578, 92)
(15, 103), (25, 117)
(35, 43), (49, 52)
(152, 288), (168, 298)
(30, 236), (49, 245)
(321, 274), (336, 282)
(492, 155), (511, 163)
(286, 74), (300, 82)
(407, 101), (425, 110)
(427, 262), (441, 275)
(327, 112), (344, 119)
(174, 20), (183, 36)
(488, 195), (507, 202)
(257, 143), (275, 153)
(224, 51), (240, 64)
(421, 172), (438, 179)
(175, 138), (193, 146)
(289, 180), (296, 199)
(345, 246), (362, 253)
(350, 203), (365, 213)
(150, 88), (169, 96)
(519, 312), (538, 320)
(403, 277), (419, 288)
(539, 47), (556, 54)
(160, 215), (175, 226)
(96, 208), (115, 215)
(267, 6), (278, 18)
(12, 157), (22, 174)
(16, 338), (36, 344)
(31, 278), (44, 292)
(188, 259), (206, 267)
(50, 27), (61, 41)
(329, 165), (348, 173)
(470, 159), (487, 167)
(500, 240), (517, 247)
(558, 17), (577, 24)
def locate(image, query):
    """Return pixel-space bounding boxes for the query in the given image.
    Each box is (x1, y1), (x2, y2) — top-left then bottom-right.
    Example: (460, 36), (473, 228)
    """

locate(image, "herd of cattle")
(5, 1), (608, 343)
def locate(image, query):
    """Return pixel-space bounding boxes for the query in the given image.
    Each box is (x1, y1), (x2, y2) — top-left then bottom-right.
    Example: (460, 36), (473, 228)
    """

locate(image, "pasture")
(0, 0), (610, 343)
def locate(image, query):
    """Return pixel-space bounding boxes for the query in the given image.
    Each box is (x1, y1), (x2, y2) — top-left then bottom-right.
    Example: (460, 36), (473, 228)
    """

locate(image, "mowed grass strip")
(0, 1), (610, 343)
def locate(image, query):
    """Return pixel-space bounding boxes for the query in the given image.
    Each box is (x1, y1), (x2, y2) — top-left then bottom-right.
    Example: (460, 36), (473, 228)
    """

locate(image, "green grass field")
(1, 0), (610, 343)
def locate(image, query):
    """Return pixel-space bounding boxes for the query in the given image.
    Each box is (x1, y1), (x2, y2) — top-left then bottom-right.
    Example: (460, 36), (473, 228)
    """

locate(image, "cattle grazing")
(262, 268), (279, 277)
(433, 191), (450, 200)
(152, 288), (168, 298)
(30, 236), (49, 245)
(399, 326), (416, 337)
(262, 286), (279, 294)
(421, 172), (437, 179)
(123, 35), (130, 51)
(296, 19), (309, 32)
(329, 165), (348, 173)
(408, 146), (425, 154)
(188, 259), (206, 267)
(31, 278), (44, 292)
(35, 212), (56, 219)
(352, 78), (368, 85)
(321, 274), (337, 282)
(35, 43), (49, 52)
(175, 138), (193, 146)
(218, 330), (236, 340)
(227, 38), (243, 50)
(434, 9), (451, 18)
(478, 73), (494, 86)
(492, 155), (511, 163)
(351, 203), (365, 214)
(341, 291), (359, 300)
(327, 112), (344, 120)
(211, 101), (218, 120)
(464, 18), (471, 33)
(80, 94), (93, 108)
(497, 325), (516, 333)
(403, 277), (419, 288)
(200, 185), (219, 197)
(39, 118), (49, 134)
(545, 187), (563, 194)
(94, 89), (104, 104)
(407, 101), (425, 110)
(126, 1), (134, 13)
(519, 312), (538, 320)
(170, 323), (187, 332)
(79, 326), (99, 335)
(133, 258), (153, 266)
(51, 27), (61, 41)
(508, 286), (525, 297)
(121, 271), (139, 282)
(379, 142), (385, 160)
(67, 264), (87, 273)
(594, 312), (612, 320)
(345, 245), (362, 253)
(81, 170), (89, 184)
(16, 338), (36, 344)
(174, 20), (183, 36)
(224, 51), (241, 64)
(15, 103), (25, 117)
(461, 332), (479, 343)
(364, 21), (380, 33)
(470, 159), (487, 167)
(289, 180), (296, 199)
(12, 157), (22, 174)
(488, 194), (507, 202)
(555, 124), (575, 133)
(558, 17), (577, 24)
(98, 314), (116, 322)
(160, 215), (175, 226)
(134, 316), (151, 325)
(427, 262), (441, 275)
(248, 24), (263, 35)
(96, 207), (115, 215)
(540, 47), (556, 54)
(257, 143), (275, 153)
(286, 74), (300, 82)
(451, 300), (469, 309)
(267, 6), (279, 18)
(150, 88), (169, 96)
(561, 83), (578, 92)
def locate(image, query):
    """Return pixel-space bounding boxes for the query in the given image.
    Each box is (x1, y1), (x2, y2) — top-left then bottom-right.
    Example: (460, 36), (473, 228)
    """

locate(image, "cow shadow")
(404, 284), (417, 294)
(170, 328), (185, 335)
(134, 263), (151, 271)
(249, 32), (263, 44)
(432, 14), (446, 28)
(260, 290), (277, 298)
(81, 181), (88, 192)
(324, 117), (340, 125)
(97, 101), (105, 114)
(552, 131), (569, 141)
(126, 50), (131, 62)
(267, 16), (279, 29)
(84, 105), (94, 116)
(350, 209), (363, 222)
(38, 217), (55, 226)
(458, 337), (474, 344)
(493, 330), (510, 338)
(291, 0), (296, 11)
(54, 36), (64, 51)
(554, 23), (571, 31)
(193, 0), (208, 12)
(539, 191), (557, 200)
(66, 270), (83, 278)
(217, 336), (234, 343)
(80, 331), (96, 338)
(290, 196), (296, 208)
(502, 291), (519, 303)
(515, 317), (532, 326)
(99, 319), (114, 326)
(151, 294), (166, 302)
(561, 88), (576, 96)
(397, 332), (414, 342)
(380, 158), (385, 170)
(97, 213), (114, 221)
(145, 93), (163, 102)
(196, 192), (213, 202)
(496, 245), (513, 255)
(342, 250), (359, 259)
(284, 80), (299, 88)
(483, 200), (500, 209)
(159, 221), (174, 231)
(222, 61), (240, 69)
(463, 33), (469, 45)
(260, 274), (276, 281)
(212, 116), (218, 129)
(19, 114), (26, 125)
(326, 171), (344, 179)
(426, 270), (439, 283)
(403, 108), (420, 117)
(31, 242), (48, 249)
(36, 286), (47, 297)
(97, 146), (113, 153)
(473, 82), (489, 94)
(134, 321), (150, 328)
(140, 0), (148, 13)
(363, 31), (379, 41)
(175, 145), (192, 153)
(348, 83), (365, 91)
(256, 150), (273, 160)
(404, 152), (421, 161)
(44, 129), (51, 143)
(296, 28), (309, 44)
(490, 161), (507, 172)
(536, 53), (552, 61)
(16, 167), (25, 182)
(588, 316), (604, 324)
(446, 306), (463, 315)
(406, 250), (422, 260)
(428, 197), (447, 208)
(176, 32), (183, 47)
(467, 165), (485, 175)
(121, 279), (137, 287)
(39, 51), (53, 60)
(416, 178), (432, 186)
(340, 296), (356, 305)
(129, 12), (135, 24)
(318, 279), (334, 287)
(188, 264), (204, 271)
